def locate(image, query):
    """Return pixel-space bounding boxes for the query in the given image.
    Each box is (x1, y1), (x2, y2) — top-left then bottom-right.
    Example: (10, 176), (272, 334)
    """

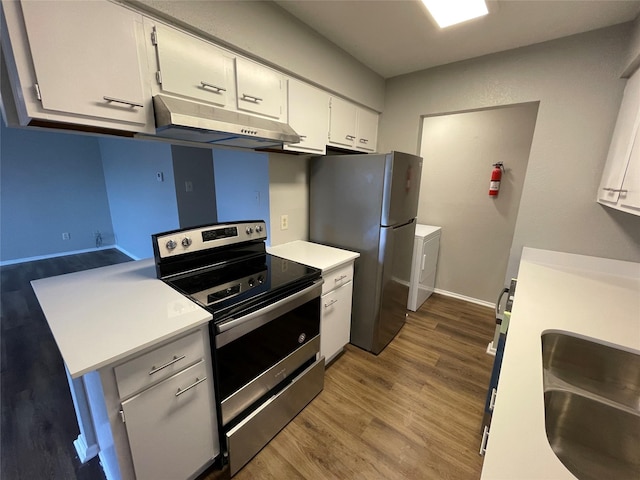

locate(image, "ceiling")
(274, 0), (640, 79)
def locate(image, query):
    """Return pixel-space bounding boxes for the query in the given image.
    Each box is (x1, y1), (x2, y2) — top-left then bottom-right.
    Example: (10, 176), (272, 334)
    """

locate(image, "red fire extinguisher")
(489, 162), (504, 197)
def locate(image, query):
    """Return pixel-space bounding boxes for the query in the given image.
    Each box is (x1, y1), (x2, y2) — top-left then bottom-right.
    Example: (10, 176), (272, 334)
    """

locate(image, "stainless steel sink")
(541, 332), (640, 480)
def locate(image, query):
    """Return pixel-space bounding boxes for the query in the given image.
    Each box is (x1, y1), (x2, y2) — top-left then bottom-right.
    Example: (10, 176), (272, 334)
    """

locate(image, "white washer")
(408, 224), (442, 312)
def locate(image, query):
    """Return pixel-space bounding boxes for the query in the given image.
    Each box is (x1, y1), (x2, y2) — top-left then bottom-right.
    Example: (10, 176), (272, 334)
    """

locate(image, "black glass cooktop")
(166, 253), (320, 321)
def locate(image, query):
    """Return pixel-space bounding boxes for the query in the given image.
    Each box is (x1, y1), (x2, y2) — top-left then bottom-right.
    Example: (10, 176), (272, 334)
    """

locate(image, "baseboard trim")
(434, 288), (495, 309)
(0, 245), (118, 267)
(113, 245), (142, 261)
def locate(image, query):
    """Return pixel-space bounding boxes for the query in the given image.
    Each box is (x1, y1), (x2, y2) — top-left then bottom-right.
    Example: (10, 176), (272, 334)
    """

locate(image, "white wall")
(99, 137), (179, 260)
(419, 103), (538, 303)
(212, 149), (271, 240)
(126, 0), (385, 111)
(381, 24), (640, 285)
(0, 122), (114, 263)
(268, 153), (310, 246)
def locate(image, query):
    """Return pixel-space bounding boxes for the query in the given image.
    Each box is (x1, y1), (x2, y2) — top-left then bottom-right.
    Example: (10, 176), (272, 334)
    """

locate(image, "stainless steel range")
(152, 221), (325, 476)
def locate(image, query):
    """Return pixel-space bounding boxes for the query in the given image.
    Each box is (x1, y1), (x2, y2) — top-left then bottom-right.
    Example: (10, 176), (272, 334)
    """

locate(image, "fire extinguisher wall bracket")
(489, 162), (504, 197)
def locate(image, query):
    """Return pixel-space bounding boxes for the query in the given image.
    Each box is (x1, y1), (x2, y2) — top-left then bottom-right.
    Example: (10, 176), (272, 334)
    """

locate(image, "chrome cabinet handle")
(345, 135), (356, 141)
(241, 93), (263, 103)
(149, 355), (186, 375)
(201, 81), (226, 93)
(103, 96), (143, 108)
(489, 388), (497, 411)
(334, 275), (347, 283)
(299, 135), (307, 140)
(602, 187), (628, 193)
(359, 138), (369, 144)
(324, 299), (338, 308)
(175, 376), (207, 397)
(479, 426), (490, 456)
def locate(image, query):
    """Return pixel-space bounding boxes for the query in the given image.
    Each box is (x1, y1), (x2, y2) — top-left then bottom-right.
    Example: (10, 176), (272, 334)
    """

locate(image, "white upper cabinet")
(618, 125), (640, 212)
(598, 68), (640, 216)
(146, 21), (234, 108)
(235, 57), (285, 120)
(356, 107), (378, 152)
(284, 79), (329, 154)
(328, 96), (378, 152)
(328, 96), (358, 148)
(15, 0), (152, 131)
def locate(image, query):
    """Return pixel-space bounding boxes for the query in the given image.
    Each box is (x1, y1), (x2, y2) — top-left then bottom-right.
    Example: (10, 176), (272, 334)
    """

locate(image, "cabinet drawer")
(115, 330), (205, 399)
(321, 263), (354, 295)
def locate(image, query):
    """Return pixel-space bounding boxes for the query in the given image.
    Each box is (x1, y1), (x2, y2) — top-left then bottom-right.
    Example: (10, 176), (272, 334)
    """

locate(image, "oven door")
(214, 279), (323, 427)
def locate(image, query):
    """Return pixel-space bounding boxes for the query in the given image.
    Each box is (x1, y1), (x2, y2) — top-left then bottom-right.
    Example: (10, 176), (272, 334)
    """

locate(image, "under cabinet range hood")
(152, 95), (300, 149)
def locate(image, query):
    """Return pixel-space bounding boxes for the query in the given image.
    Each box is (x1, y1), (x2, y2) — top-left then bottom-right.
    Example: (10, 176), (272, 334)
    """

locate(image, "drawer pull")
(479, 425), (490, 456)
(602, 187), (628, 193)
(200, 81), (226, 93)
(241, 93), (263, 103)
(334, 275), (348, 283)
(149, 355), (186, 375)
(489, 387), (497, 411)
(103, 96), (144, 108)
(175, 376), (207, 397)
(324, 299), (338, 308)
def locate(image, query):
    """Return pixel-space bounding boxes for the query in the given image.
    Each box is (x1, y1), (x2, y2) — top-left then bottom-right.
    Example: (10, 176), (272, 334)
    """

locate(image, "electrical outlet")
(156, 171), (164, 182)
(185, 181), (193, 192)
(280, 214), (289, 230)
(62, 232), (70, 240)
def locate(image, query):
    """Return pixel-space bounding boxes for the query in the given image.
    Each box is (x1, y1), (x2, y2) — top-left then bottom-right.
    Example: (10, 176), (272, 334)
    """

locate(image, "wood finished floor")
(1, 251), (495, 480)
(1, 249), (132, 480)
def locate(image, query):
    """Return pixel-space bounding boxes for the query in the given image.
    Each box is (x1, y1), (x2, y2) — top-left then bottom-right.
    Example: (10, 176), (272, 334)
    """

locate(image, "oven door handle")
(215, 279), (323, 346)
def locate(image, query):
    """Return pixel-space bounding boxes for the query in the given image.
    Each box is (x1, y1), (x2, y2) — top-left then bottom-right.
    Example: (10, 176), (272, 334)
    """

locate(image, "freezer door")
(381, 152), (423, 227)
(374, 220), (416, 354)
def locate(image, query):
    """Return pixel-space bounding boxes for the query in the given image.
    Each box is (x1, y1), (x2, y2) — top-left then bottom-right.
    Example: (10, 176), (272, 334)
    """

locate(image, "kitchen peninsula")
(31, 259), (218, 480)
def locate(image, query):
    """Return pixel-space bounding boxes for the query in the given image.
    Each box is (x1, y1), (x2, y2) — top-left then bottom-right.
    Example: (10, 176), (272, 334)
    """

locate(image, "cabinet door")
(619, 125), (640, 212)
(121, 361), (215, 480)
(356, 108), (378, 152)
(598, 69), (640, 205)
(284, 79), (329, 154)
(151, 22), (232, 108)
(328, 97), (357, 148)
(20, 0), (148, 126)
(320, 281), (353, 363)
(235, 57), (284, 119)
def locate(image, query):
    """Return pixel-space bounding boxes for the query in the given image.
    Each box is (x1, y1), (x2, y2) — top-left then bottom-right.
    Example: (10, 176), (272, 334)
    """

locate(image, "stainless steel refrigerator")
(310, 151), (423, 354)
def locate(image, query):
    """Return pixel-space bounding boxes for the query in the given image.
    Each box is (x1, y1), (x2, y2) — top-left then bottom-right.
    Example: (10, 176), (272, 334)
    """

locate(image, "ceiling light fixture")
(422, 0), (489, 28)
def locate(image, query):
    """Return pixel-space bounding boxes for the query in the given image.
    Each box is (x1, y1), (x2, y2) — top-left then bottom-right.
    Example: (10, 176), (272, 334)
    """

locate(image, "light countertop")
(31, 258), (211, 378)
(267, 240), (360, 272)
(481, 247), (640, 479)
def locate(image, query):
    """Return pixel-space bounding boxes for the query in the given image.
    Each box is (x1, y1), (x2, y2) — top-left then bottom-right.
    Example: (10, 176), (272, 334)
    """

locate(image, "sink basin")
(544, 390), (640, 480)
(541, 332), (640, 480)
(542, 332), (640, 410)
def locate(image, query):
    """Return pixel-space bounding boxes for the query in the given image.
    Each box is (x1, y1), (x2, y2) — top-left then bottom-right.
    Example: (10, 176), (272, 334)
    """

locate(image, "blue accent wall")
(212, 149), (271, 243)
(0, 122), (114, 262)
(99, 137), (179, 260)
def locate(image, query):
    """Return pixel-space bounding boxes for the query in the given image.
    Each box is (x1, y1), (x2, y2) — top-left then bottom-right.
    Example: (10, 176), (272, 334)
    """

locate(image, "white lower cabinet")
(121, 360), (214, 480)
(105, 327), (218, 480)
(319, 262), (355, 363)
(321, 280), (353, 363)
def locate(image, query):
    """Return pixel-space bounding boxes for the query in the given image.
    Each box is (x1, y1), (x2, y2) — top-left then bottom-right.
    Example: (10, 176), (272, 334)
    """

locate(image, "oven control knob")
(166, 239), (177, 250)
(247, 277), (255, 287)
(246, 227), (254, 235)
(255, 225), (263, 233)
(181, 237), (192, 248)
(257, 275), (265, 284)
